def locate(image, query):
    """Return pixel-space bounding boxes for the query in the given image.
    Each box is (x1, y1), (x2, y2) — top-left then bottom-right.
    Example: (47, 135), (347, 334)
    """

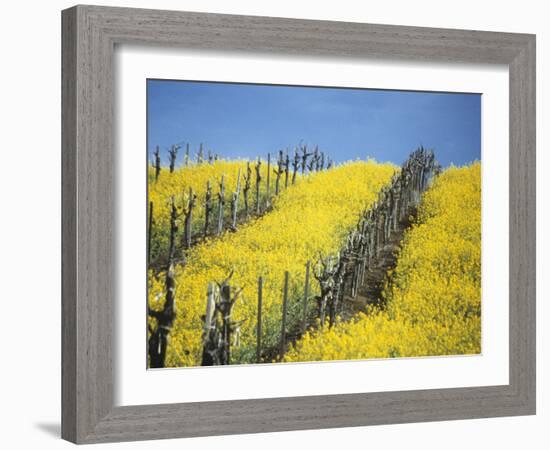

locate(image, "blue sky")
(147, 79), (481, 167)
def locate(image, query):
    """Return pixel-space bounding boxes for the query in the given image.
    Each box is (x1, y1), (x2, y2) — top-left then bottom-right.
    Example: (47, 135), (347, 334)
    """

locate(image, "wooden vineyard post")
(153, 145), (161, 181)
(292, 148), (300, 184)
(330, 252), (344, 328)
(392, 174), (401, 232)
(284, 151), (290, 188)
(376, 201), (384, 257)
(147, 201), (153, 267)
(230, 167), (242, 230)
(280, 271), (289, 358)
(201, 282), (217, 366)
(349, 233), (361, 299)
(385, 190), (393, 242)
(266, 153), (271, 208)
(184, 143), (190, 166)
(301, 145), (311, 174)
(218, 277), (238, 365)
(358, 226), (368, 285)
(201, 273), (241, 366)
(243, 162), (251, 219)
(256, 276), (263, 363)
(274, 150), (283, 195)
(204, 180), (213, 237)
(314, 255), (336, 328)
(216, 175), (225, 236)
(302, 261), (310, 334)
(255, 158), (262, 215)
(183, 187), (197, 249)
(168, 144), (179, 173)
(370, 209), (377, 262)
(197, 143), (204, 164)
(167, 196), (178, 262)
(230, 192), (238, 231)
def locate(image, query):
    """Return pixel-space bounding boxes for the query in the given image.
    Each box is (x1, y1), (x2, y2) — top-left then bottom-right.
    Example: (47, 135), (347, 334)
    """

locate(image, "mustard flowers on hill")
(284, 163), (481, 362)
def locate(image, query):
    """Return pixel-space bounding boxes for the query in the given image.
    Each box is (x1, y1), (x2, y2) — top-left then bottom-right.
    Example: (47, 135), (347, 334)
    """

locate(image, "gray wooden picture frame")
(61, 4), (536, 444)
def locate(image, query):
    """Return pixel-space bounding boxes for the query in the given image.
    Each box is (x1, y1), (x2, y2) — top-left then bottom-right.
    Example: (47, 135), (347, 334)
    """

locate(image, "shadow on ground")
(35, 422), (61, 438)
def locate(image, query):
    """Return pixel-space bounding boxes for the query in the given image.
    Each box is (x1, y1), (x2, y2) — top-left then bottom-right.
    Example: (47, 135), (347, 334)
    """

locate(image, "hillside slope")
(284, 163), (481, 362)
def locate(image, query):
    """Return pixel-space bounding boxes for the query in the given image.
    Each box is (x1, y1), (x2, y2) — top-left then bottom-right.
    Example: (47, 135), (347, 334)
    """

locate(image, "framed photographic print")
(62, 5), (536, 444)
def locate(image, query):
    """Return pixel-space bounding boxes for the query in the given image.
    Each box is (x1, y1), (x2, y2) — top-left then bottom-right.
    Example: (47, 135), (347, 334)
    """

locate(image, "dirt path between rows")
(341, 208), (416, 320)
(264, 207), (418, 363)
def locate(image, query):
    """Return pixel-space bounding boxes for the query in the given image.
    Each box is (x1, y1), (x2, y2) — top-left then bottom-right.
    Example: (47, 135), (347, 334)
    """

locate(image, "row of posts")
(201, 269), (298, 366)
(152, 143), (333, 182)
(200, 148), (440, 365)
(152, 143), (220, 181)
(312, 147), (440, 327)
(148, 145), (332, 268)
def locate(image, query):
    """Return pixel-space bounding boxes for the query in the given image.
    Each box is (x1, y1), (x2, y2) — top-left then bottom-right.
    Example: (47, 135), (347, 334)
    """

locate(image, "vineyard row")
(148, 144), (333, 270)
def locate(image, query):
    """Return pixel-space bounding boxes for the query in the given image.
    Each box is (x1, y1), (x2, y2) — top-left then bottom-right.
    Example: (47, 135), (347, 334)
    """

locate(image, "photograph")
(146, 80), (482, 368)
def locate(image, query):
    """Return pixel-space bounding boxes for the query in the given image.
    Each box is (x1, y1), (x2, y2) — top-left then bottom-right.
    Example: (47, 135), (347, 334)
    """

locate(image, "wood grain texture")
(61, 4), (536, 444)
(61, 7), (77, 443)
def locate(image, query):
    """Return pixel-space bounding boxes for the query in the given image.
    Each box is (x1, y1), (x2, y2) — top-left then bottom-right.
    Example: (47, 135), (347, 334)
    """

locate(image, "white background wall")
(0, 0), (546, 448)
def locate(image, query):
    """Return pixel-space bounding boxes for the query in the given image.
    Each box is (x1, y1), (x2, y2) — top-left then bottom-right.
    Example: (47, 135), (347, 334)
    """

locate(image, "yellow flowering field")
(149, 160), (251, 223)
(284, 163), (481, 362)
(149, 161), (396, 367)
(149, 160), (266, 260)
